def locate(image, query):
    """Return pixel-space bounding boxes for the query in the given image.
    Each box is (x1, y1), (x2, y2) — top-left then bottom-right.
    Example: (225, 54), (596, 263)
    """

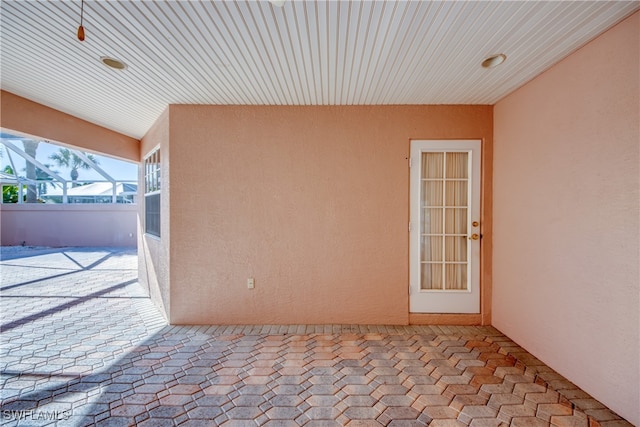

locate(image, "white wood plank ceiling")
(1, 1), (638, 139)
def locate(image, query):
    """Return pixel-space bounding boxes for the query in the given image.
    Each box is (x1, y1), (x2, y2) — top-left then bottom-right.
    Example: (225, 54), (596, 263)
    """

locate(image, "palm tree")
(49, 148), (99, 187)
(23, 140), (39, 202)
(18, 164), (59, 196)
(34, 164), (59, 195)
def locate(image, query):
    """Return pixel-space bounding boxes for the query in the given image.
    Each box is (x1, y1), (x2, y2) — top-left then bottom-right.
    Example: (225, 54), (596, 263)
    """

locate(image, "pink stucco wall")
(145, 105), (493, 325)
(493, 12), (639, 424)
(138, 108), (171, 321)
(0, 204), (137, 247)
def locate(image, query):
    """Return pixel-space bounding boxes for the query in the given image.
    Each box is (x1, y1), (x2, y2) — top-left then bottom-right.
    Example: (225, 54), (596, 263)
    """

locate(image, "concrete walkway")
(0, 247), (631, 426)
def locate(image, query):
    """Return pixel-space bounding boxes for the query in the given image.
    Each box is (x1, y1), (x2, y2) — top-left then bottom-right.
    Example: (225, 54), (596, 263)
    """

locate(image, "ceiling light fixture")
(77, 0), (85, 41)
(482, 54), (506, 69)
(101, 56), (127, 70)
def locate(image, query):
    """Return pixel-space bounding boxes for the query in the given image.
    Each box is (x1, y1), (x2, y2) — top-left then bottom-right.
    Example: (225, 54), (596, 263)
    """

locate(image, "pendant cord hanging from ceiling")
(77, 0), (85, 41)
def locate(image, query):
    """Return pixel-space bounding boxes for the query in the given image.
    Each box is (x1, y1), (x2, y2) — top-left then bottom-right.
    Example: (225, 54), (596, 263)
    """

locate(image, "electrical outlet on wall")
(247, 278), (255, 289)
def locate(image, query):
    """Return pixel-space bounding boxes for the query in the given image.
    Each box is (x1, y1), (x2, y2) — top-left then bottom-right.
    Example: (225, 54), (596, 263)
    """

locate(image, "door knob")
(470, 233), (480, 240)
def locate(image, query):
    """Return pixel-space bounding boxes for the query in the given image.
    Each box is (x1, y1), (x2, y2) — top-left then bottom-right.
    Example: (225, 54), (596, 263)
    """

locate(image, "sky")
(0, 134), (138, 182)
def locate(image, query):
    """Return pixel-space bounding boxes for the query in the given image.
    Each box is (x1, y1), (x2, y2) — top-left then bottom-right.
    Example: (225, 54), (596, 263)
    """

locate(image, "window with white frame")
(144, 149), (161, 237)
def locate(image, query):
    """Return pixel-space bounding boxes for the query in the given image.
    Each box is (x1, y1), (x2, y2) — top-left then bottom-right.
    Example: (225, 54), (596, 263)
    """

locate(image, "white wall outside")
(0, 204), (137, 247)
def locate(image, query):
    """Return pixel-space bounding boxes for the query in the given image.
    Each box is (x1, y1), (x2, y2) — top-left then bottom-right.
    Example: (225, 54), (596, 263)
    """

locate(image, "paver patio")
(0, 247), (633, 426)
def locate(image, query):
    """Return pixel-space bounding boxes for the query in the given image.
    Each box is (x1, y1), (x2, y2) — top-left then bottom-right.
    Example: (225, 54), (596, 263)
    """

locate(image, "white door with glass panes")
(410, 140), (481, 313)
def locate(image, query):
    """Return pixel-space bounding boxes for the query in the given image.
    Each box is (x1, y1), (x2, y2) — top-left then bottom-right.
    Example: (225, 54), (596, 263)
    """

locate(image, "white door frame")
(409, 139), (481, 314)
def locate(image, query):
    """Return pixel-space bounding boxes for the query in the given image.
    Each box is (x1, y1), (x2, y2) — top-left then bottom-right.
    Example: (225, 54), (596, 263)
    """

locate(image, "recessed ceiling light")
(101, 56), (127, 70)
(482, 54), (506, 69)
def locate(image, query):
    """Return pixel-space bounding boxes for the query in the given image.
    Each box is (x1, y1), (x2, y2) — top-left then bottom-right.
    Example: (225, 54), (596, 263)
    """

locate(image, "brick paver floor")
(0, 247), (633, 427)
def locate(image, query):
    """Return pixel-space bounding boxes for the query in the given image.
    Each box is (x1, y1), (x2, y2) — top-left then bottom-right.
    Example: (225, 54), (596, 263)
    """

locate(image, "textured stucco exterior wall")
(493, 12), (639, 424)
(164, 105), (493, 325)
(0, 204), (137, 247)
(138, 108), (171, 321)
(1, 90), (139, 162)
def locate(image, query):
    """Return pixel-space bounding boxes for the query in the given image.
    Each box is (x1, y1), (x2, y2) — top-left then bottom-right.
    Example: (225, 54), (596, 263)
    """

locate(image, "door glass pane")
(445, 181), (468, 206)
(420, 151), (471, 292)
(445, 208), (467, 234)
(445, 264), (467, 290)
(445, 236), (467, 262)
(422, 181), (443, 206)
(421, 263), (443, 290)
(422, 153), (444, 178)
(446, 152), (468, 178)
(421, 236), (443, 262)
(422, 208), (443, 234)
